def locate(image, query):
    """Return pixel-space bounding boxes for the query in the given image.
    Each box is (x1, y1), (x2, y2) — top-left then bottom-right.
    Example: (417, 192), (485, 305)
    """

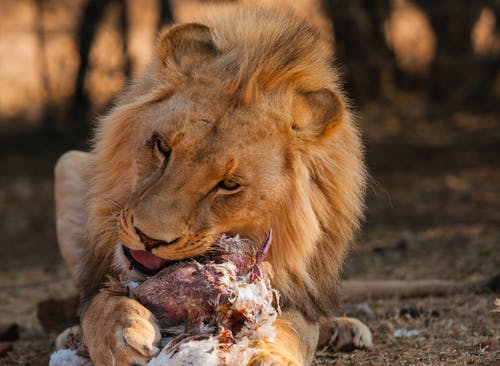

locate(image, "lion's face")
(118, 83), (292, 269)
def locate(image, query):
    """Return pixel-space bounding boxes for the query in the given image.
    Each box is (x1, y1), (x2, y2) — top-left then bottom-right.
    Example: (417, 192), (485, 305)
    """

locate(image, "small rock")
(399, 307), (421, 319)
(0, 323), (19, 342)
(0, 342), (13, 358)
(393, 329), (421, 338)
(493, 298), (500, 313)
(378, 321), (394, 334)
(486, 275), (500, 293)
(477, 339), (500, 352)
(352, 302), (376, 320)
(399, 231), (414, 246)
(395, 238), (408, 251)
(431, 309), (440, 317)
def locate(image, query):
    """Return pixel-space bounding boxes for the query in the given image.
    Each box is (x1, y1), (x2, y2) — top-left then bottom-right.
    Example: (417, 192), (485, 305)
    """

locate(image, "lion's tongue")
(130, 249), (167, 271)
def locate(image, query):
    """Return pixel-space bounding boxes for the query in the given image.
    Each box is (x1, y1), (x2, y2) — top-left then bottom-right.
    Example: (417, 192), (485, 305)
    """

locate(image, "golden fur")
(75, 2), (366, 364)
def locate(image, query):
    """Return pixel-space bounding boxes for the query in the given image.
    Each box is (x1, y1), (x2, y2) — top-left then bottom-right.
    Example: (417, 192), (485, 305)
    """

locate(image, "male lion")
(55, 1), (372, 365)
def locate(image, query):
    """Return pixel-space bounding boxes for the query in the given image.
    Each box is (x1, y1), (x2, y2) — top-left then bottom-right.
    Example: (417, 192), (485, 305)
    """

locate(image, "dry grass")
(1, 109), (499, 364)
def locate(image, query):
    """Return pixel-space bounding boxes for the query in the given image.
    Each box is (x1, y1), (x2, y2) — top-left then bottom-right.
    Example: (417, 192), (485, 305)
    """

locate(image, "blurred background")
(0, 0), (499, 364)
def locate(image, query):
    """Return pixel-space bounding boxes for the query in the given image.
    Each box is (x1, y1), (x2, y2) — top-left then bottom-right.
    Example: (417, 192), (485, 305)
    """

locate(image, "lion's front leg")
(247, 310), (319, 366)
(318, 316), (373, 352)
(82, 291), (161, 366)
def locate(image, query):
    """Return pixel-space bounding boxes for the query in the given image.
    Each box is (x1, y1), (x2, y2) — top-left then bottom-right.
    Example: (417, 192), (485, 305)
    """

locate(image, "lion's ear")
(157, 23), (218, 76)
(294, 88), (345, 139)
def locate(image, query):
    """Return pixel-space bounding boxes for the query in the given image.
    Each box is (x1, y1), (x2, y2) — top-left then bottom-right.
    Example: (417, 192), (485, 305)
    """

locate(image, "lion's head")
(81, 6), (366, 320)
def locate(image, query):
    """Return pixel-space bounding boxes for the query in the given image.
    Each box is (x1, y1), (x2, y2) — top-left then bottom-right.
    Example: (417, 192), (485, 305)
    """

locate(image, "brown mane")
(79, 4), (366, 321)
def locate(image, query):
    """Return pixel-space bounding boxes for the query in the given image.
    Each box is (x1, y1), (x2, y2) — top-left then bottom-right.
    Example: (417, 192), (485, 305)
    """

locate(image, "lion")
(55, 2), (373, 365)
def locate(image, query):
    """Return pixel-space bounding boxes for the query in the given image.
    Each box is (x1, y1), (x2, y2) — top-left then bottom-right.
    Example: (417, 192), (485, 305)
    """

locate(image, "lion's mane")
(79, 4), (366, 321)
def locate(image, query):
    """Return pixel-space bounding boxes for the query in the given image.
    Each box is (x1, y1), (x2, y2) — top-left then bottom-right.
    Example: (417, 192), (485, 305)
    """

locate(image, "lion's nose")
(134, 226), (181, 251)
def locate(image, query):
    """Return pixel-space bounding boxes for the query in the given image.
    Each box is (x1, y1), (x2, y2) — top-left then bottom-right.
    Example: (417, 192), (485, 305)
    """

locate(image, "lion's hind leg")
(318, 316), (373, 353)
(54, 150), (93, 285)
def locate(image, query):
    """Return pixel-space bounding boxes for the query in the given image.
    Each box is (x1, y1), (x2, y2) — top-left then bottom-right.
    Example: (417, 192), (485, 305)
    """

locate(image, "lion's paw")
(247, 340), (301, 366)
(83, 295), (160, 366)
(320, 316), (373, 352)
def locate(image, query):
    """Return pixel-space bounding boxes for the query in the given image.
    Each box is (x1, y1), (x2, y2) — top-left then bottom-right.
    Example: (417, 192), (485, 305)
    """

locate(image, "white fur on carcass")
(146, 261), (279, 365)
(50, 241), (279, 366)
(49, 349), (92, 366)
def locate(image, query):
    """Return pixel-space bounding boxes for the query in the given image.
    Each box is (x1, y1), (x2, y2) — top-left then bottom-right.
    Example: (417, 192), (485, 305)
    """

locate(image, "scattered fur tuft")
(49, 350), (91, 366)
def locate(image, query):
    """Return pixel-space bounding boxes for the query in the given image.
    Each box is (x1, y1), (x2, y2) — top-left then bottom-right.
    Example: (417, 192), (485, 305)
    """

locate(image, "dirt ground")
(0, 104), (499, 365)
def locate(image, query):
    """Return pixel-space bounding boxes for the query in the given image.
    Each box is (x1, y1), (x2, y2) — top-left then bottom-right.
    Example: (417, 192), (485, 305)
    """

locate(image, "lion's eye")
(218, 179), (241, 191)
(155, 136), (171, 159)
(147, 132), (171, 161)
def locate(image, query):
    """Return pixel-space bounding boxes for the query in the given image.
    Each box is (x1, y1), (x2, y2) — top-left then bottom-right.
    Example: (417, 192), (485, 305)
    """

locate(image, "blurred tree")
(324, 0), (499, 110)
(418, 0), (500, 109)
(416, 1), (483, 105)
(120, 0), (132, 80)
(35, 0), (54, 137)
(158, 0), (174, 29)
(6, 0), (497, 140)
(72, 0), (111, 139)
(324, 0), (396, 101)
(71, 0), (173, 140)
